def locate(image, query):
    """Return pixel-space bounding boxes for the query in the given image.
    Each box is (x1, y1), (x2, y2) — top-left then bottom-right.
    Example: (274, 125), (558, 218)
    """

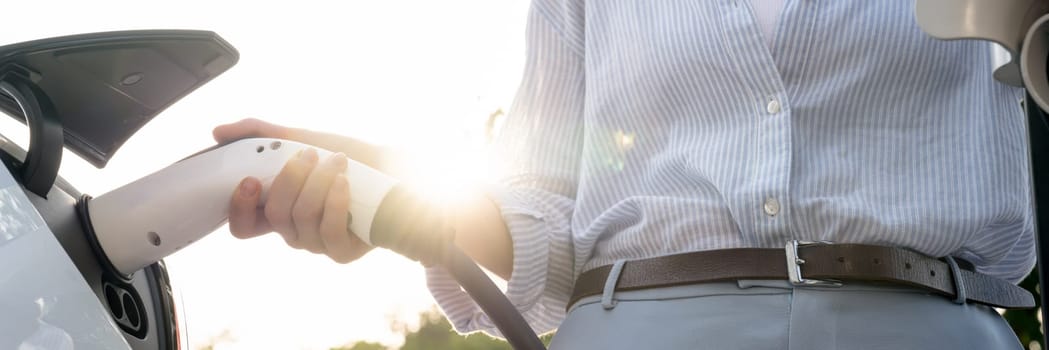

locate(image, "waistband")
(568, 242), (1035, 311)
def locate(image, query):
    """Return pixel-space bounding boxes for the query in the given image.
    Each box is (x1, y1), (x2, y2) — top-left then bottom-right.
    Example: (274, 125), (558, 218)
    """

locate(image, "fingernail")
(240, 179), (258, 197)
(329, 153), (348, 171)
(299, 148), (318, 164)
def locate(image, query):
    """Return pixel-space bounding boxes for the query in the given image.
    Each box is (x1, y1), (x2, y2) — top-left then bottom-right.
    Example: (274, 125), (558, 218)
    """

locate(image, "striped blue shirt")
(427, 0), (1036, 335)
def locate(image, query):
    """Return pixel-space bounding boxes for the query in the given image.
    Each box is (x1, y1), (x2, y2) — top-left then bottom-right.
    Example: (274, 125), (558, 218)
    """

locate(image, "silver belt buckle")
(785, 240), (843, 287)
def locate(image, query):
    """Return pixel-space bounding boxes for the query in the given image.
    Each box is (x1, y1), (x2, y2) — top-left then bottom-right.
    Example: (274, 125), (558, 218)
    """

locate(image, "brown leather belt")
(568, 243), (1035, 310)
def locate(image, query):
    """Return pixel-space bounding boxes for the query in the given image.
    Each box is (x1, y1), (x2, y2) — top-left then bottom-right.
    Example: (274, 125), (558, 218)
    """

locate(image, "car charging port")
(76, 194), (152, 339)
(75, 195), (132, 281)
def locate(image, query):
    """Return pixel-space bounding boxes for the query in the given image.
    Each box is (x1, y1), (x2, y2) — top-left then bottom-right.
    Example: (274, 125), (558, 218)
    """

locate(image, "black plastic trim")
(101, 271), (150, 339)
(76, 194), (133, 281)
(145, 262), (177, 350)
(0, 71), (62, 198)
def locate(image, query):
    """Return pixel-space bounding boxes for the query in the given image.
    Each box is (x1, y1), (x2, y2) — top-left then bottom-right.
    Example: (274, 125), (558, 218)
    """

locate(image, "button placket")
(717, 0), (793, 243)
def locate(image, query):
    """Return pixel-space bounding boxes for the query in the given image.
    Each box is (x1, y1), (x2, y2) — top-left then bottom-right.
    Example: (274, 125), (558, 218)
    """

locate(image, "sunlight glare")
(0, 1), (529, 349)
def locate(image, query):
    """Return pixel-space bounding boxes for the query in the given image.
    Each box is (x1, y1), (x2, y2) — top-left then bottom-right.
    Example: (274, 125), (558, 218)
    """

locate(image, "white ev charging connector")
(85, 138), (397, 275)
(77, 138), (546, 350)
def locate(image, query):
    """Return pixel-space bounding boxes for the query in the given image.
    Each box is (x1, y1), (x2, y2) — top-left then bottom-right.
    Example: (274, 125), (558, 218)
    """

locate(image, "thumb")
(213, 118), (386, 170)
(213, 118), (295, 144)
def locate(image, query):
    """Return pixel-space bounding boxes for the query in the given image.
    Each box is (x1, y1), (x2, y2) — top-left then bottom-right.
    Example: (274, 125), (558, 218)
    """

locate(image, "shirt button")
(763, 198), (780, 216)
(766, 98), (781, 114)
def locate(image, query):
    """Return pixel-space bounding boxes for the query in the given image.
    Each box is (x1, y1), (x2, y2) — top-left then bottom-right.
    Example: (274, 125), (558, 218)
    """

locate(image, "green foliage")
(400, 312), (511, 350)
(1004, 271), (1043, 350)
(330, 342), (387, 350)
(335, 309), (552, 350)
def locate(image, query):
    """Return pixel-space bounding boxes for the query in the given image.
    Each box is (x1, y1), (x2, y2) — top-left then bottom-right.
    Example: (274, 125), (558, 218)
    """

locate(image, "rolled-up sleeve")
(425, 0), (585, 337)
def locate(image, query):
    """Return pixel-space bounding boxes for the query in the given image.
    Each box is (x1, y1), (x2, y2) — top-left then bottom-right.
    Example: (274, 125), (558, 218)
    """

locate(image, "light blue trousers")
(551, 279), (1022, 349)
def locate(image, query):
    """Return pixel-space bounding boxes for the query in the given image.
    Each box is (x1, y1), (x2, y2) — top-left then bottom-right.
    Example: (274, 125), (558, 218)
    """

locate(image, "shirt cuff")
(425, 185), (574, 336)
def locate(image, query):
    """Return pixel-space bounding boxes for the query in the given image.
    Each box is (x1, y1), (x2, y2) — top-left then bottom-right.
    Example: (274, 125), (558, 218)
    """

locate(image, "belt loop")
(601, 260), (627, 310)
(944, 256), (967, 305)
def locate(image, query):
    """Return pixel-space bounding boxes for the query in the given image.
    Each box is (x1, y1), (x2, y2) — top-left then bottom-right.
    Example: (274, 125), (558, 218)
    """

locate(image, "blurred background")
(0, 1), (529, 349)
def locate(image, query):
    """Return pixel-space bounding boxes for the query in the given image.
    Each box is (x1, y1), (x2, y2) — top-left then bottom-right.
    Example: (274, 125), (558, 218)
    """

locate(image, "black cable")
(370, 184), (546, 350)
(444, 244), (547, 350)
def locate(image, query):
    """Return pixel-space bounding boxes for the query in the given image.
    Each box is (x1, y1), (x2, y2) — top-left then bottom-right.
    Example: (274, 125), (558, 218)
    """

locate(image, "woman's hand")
(213, 118), (377, 263)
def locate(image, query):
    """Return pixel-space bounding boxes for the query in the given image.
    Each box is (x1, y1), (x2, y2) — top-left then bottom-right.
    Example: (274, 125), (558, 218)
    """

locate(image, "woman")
(216, 1), (1033, 348)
